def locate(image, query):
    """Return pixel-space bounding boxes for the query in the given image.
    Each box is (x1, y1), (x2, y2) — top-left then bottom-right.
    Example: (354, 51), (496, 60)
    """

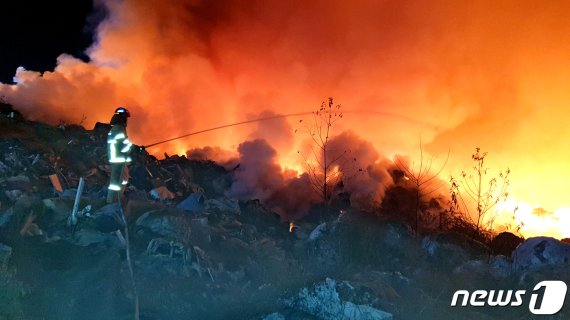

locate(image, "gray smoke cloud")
(328, 131), (394, 209)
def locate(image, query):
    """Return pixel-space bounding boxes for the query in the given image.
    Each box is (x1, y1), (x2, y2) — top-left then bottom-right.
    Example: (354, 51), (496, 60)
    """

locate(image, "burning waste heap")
(1, 104), (570, 320)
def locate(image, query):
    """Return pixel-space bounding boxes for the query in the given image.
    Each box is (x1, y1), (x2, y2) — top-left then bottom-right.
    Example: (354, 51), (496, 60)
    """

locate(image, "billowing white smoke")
(225, 139), (318, 220)
(225, 132), (395, 219)
(327, 131), (394, 209)
(226, 139), (285, 201)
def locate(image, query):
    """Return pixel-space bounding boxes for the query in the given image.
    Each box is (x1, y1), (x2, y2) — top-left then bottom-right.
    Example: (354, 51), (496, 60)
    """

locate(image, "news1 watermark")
(451, 281), (568, 315)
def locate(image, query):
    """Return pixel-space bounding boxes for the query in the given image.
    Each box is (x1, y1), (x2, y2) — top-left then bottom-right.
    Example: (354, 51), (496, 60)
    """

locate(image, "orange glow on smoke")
(1, 0), (570, 238)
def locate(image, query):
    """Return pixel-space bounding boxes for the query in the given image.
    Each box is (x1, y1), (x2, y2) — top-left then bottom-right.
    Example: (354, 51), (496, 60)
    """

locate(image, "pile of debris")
(2, 111), (570, 320)
(0, 113), (308, 319)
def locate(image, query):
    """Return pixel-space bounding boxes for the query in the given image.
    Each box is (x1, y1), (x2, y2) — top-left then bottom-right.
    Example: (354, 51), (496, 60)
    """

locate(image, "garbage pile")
(0, 113), (233, 239)
(2, 111), (570, 320)
(0, 112), (312, 319)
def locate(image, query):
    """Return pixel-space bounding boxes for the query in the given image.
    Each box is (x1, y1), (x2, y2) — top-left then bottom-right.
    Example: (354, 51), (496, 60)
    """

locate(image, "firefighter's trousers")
(106, 163), (129, 204)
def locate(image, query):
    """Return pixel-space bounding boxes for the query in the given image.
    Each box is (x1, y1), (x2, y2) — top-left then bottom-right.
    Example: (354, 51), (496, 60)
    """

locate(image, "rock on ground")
(489, 232), (524, 257)
(512, 237), (570, 271)
(285, 278), (392, 320)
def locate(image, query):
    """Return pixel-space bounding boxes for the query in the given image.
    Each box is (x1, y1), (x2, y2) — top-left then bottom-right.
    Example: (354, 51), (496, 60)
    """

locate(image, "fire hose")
(142, 110), (437, 150)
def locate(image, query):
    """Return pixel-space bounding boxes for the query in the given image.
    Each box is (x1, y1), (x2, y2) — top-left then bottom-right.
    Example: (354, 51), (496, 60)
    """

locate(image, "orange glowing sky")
(1, 0), (570, 237)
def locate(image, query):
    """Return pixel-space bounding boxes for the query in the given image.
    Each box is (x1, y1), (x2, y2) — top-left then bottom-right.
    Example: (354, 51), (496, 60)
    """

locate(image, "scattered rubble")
(308, 222), (328, 241)
(176, 192), (205, 213)
(150, 186), (176, 200)
(489, 255), (513, 278)
(135, 209), (178, 237)
(1, 114), (570, 320)
(283, 278), (393, 320)
(72, 228), (118, 247)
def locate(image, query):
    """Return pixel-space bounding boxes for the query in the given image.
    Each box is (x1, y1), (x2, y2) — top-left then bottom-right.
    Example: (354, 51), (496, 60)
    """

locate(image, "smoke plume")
(327, 131), (393, 208)
(1, 0), (570, 233)
(226, 139), (317, 220)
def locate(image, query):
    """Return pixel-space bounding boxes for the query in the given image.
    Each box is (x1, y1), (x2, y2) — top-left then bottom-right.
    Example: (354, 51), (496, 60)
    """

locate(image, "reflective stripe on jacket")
(107, 125), (132, 163)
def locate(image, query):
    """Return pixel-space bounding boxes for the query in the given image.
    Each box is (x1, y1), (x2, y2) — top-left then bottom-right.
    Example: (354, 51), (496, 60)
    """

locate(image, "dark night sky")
(0, 0), (98, 83)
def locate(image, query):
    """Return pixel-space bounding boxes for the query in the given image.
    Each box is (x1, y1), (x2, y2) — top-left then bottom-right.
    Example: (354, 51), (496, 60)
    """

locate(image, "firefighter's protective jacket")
(107, 124), (132, 164)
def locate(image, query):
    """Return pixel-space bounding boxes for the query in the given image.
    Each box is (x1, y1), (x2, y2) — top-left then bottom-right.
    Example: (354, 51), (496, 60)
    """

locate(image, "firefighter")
(106, 107), (133, 204)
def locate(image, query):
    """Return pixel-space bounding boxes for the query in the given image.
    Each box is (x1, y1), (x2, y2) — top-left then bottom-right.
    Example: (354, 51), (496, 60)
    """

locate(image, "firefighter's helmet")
(114, 107), (131, 118)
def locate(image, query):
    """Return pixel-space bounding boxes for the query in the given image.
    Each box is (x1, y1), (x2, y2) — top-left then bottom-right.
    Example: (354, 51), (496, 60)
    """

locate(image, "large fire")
(1, 0), (569, 238)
